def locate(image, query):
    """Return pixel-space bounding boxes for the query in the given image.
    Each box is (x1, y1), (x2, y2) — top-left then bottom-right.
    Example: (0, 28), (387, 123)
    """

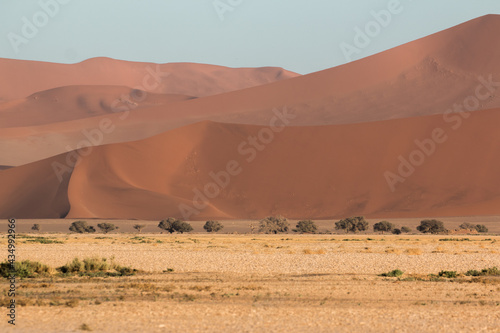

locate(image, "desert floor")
(0, 228), (499, 332)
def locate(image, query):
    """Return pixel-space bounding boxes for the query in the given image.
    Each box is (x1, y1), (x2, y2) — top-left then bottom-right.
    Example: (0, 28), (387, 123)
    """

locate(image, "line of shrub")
(0, 257), (137, 279)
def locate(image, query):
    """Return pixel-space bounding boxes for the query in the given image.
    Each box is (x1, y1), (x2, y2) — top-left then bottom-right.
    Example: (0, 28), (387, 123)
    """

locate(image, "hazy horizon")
(1, 1), (499, 74)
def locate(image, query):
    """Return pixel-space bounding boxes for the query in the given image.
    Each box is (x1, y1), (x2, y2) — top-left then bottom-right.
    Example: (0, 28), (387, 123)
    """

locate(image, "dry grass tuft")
(385, 248), (402, 254)
(432, 246), (446, 253)
(303, 249), (326, 254)
(405, 248), (423, 255)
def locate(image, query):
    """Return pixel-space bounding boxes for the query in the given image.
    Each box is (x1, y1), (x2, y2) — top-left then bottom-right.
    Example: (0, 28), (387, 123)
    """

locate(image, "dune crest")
(0, 58), (299, 101)
(2, 15), (500, 167)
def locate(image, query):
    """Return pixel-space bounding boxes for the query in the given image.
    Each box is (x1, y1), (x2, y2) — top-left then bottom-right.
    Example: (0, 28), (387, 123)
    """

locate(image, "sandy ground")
(0, 233), (499, 332)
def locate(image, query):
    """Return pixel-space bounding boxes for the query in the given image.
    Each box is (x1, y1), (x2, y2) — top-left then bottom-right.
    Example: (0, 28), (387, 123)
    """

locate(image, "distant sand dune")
(0, 85), (194, 128)
(1, 15), (500, 166)
(1, 15), (500, 220)
(0, 58), (299, 101)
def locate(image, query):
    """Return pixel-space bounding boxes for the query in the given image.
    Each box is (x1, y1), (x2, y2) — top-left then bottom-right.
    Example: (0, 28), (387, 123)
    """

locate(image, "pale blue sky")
(0, 0), (499, 74)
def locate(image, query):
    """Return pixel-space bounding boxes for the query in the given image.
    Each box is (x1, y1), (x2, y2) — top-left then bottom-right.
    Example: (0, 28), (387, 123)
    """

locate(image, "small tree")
(475, 224), (488, 233)
(459, 222), (475, 230)
(416, 220), (447, 234)
(31, 224), (41, 232)
(258, 216), (289, 234)
(174, 221), (193, 234)
(401, 226), (411, 233)
(373, 221), (394, 234)
(203, 221), (224, 233)
(69, 221), (96, 233)
(392, 228), (402, 235)
(158, 217), (178, 233)
(158, 218), (192, 234)
(335, 216), (369, 233)
(97, 223), (118, 234)
(294, 220), (317, 234)
(133, 224), (146, 233)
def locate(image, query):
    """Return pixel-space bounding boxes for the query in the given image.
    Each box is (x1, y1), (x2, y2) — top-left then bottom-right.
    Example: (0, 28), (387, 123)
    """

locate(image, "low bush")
(380, 269), (404, 277)
(69, 221), (96, 233)
(392, 228), (402, 235)
(417, 220), (447, 234)
(97, 223), (119, 234)
(0, 260), (52, 278)
(1, 258), (137, 279)
(335, 216), (369, 233)
(294, 220), (317, 234)
(258, 216), (289, 234)
(57, 257), (137, 277)
(24, 237), (64, 244)
(465, 267), (499, 276)
(439, 238), (470, 241)
(373, 221), (393, 233)
(401, 226), (411, 233)
(438, 270), (457, 278)
(158, 218), (193, 234)
(133, 224), (146, 233)
(475, 224), (488, 233)
(459, 222), (475, 230)
(203, 220), (224, 233)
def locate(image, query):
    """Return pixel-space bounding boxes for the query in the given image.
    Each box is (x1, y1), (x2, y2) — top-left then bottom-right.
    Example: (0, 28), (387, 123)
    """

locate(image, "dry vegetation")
(1, 233), (499, 332)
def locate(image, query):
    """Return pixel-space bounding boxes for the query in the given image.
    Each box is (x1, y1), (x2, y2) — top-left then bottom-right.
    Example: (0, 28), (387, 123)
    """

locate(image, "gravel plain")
(1, 234), (499, 332)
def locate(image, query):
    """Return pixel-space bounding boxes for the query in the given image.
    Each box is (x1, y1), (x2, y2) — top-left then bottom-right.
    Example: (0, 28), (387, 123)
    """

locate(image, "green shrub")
(258, 216), (289, 234)
(158, 218), (193, 234)
(335, 216), (369, 233)
(439, 238), (470, 241)
(69, 221), (96, 233)
(475, 224), (488, 233)
(83, 257), (110, 271)
(0, 260), (52, 278)
(203, 221), (224, 233)
(158, 217), (177, 233)
(465, 269), (481, 277)
(401, 226), (411, 233)
(465, 267), (499, 276)
(31, 224), (41, 232)
(294, 220), (318, 234)
(480, 267), (500, 276)
(392, 228), (402, 235)
(417, 220), (447, 234)
(24, 237), (64, 244)
(133, 224), (146, 233)
(373, 221), (393, 233)
(57, 257), (136, 276)
(380, 269), (404, 277)
(438, 270), (457, 278)
(58, 258), (83, 273)
(459, 222), (475, 230)
(97, 223), (119, 234)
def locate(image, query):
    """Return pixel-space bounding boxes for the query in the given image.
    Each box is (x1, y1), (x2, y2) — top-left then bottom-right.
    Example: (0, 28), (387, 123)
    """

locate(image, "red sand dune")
(0, 58), (299, 101)
(1, 15), (500, 167)
(1, 15), (500, 220)
(0, 154), (71, 218)
(1, 108), (500, 220)
(0, 85), (193, 128)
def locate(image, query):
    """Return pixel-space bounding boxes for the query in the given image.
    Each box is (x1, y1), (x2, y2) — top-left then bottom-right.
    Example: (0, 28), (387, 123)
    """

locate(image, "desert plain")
(0, 218), (499, 332)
